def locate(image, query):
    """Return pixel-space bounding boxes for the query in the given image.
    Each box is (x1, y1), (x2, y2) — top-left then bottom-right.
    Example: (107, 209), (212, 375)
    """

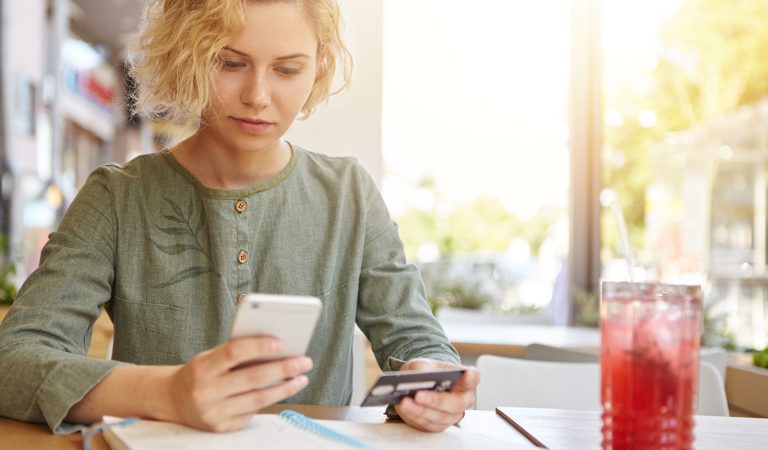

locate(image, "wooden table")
(3, 402), (766, 449)
(0, 404), (534, 450)
(498, 406), (768, 449)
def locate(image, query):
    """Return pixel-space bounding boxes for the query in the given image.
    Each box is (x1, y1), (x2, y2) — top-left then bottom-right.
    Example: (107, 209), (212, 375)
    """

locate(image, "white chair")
(523, 343), (599, 363)
(475, 354), (729, 416)
(524, 343), (727, 383)
(699, 347), (728, 383)
(350, 326), (368, 405)
(475, 355), (601, 411)
(697, 361), (729, 416)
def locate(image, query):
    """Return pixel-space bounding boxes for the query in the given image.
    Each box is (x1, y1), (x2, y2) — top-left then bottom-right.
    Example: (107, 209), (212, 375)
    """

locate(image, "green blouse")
(0, 146), (459, 434)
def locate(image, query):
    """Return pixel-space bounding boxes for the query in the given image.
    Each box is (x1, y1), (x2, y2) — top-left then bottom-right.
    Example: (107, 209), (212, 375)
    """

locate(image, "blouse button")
(237, 250), (248, 264)
(235, 199), (247, 213)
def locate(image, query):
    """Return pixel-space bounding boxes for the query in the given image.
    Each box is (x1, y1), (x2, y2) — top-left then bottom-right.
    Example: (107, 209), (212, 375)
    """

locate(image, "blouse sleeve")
(353, 167), (460, 370)
(0, 167), (125, 434)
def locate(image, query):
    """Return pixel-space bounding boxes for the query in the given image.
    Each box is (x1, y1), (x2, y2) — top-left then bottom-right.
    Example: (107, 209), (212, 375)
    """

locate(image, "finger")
(218, 375), (310, 418)
(218, 356), (313, 397)
(412, 387), (474, 416)
(205, 337), (286, 374)
(396, 397), (456, 432)
(452, 368), (480, 392)
(450, 369), (480, 409)
(396, 397), (443, 432)
(409, 393), (465, 424)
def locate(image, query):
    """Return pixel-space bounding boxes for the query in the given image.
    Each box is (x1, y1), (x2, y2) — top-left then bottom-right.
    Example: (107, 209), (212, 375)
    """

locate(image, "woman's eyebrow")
(222, 46), (312, 61)
(275, 53), (312, 61)
(223, 46), (249, 56)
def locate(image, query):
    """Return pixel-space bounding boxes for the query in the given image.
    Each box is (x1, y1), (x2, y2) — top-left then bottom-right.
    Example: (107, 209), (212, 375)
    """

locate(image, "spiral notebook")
(101, 409), (523, 450)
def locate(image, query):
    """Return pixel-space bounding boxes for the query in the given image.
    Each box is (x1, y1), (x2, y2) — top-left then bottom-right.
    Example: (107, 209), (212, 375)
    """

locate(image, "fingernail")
(294, 357), (312, 371)
(295, 375), (309, 387)
(270, 340), (284, 351)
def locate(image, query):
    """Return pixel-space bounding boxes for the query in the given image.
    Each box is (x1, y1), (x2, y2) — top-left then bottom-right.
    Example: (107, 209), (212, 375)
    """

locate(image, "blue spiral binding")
(278, 410), (378, 450)
(82, 417), (138, 450)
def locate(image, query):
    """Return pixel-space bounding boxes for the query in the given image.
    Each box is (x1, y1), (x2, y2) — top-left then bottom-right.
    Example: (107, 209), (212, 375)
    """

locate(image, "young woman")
(0, 0), (478, 434)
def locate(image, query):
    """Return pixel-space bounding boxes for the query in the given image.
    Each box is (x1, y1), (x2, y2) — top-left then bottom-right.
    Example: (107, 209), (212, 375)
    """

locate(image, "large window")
(601, 0), (768, 350)
(384, 0), (768, 349)
(382, 1), (571, 321)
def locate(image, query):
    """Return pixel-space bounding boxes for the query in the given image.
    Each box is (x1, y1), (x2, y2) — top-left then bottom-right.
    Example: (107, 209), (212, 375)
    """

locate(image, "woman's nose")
(240, 72), (270, 108)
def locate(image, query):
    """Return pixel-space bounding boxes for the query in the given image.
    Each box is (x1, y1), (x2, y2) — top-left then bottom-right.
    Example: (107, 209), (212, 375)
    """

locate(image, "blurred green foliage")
(572, 287), (599, 328)
(753, 348), (768, 369)
(603, 0), (768, 258)
(398, 195), (559, 313)
(426, 280), (492, 315)
(0, 234), (17, 305)
(701, 300), (737, 351)
(397, 195), (559, 261)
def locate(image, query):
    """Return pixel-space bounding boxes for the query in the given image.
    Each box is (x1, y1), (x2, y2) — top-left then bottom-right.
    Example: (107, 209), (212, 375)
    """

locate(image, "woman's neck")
(172, 133), (292, 190)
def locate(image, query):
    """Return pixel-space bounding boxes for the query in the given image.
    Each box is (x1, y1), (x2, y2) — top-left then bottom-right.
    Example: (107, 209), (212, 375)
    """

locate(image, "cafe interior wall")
(1, 0), (144, 282)
(1, 0), (55, 282)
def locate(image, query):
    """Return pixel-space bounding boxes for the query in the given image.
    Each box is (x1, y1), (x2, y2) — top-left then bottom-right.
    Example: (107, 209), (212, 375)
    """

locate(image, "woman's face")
(201, 1), (318, 154)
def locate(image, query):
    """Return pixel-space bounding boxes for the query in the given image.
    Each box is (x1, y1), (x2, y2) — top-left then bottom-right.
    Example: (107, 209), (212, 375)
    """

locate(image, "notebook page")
(104, 415), (353, 450)
(314, 419), (533, 450)
(103, 414), (533, 450)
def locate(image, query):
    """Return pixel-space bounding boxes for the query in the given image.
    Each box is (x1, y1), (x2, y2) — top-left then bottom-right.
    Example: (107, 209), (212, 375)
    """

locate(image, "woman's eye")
(276, 66), (301, 75)
(222, 59), (246, 70)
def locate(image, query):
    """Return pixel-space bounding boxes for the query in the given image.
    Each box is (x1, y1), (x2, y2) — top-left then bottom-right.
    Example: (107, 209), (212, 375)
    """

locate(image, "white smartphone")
(230, 293), (322, 363)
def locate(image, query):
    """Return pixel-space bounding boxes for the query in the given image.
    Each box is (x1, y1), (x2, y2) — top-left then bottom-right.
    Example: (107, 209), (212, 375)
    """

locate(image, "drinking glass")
(600, 281), (702, 450)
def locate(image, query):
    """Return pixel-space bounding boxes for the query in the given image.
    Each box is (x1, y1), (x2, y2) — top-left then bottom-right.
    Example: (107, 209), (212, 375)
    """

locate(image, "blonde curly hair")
(129, 0), (352, 126)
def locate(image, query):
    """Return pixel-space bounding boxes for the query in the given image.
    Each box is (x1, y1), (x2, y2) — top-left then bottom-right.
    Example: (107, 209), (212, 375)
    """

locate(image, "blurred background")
(1, 0), (767, 352)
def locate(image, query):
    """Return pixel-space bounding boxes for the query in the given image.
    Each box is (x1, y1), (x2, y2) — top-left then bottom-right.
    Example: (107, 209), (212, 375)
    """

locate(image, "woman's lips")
(231, 117), (274, 134)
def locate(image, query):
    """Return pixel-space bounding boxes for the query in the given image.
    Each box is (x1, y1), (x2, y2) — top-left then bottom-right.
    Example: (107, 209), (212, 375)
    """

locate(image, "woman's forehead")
(227, 1), (317, 56)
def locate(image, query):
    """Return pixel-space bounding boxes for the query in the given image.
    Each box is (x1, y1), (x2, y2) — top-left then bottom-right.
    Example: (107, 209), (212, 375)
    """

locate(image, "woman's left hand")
(394, 358), (480, 432)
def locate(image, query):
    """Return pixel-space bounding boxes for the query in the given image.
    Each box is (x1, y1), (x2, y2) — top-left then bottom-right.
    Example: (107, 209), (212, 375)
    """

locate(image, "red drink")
(600, 282), (702, 450)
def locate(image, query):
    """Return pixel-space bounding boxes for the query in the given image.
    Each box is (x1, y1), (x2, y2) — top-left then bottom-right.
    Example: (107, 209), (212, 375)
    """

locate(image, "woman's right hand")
(165, 336), (313, 432)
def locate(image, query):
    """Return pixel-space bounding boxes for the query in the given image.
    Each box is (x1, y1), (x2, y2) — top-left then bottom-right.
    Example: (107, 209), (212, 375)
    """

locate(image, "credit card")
(360, 368), (466, 407)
